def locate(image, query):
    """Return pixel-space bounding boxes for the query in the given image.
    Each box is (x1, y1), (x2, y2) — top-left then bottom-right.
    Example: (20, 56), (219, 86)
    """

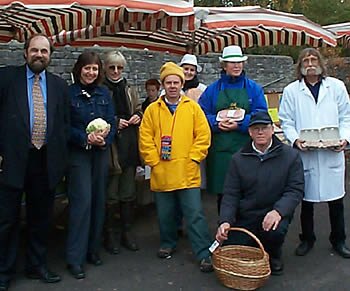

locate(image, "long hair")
(296, 48), (327, 80)
(72, 51), (103, 85)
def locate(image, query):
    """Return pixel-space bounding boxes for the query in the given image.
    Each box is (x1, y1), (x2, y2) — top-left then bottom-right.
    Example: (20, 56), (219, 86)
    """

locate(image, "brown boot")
(104, 204), (120, 255)
(120, 201), (139, 251)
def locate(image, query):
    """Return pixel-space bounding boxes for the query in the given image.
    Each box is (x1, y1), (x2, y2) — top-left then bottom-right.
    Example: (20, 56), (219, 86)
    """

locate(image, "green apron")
(206, 86), (250, 195)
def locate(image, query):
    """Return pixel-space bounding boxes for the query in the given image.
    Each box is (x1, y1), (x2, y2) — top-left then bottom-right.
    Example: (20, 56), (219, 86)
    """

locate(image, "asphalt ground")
(7, 176), (350, 291)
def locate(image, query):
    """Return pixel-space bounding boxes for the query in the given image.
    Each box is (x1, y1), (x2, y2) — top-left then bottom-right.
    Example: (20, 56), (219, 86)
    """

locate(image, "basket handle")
(226, 227), (267, 255)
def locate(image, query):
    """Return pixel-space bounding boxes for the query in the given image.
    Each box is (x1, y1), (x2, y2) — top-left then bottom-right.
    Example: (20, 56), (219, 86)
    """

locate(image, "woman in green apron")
(199, 45), (268, 214)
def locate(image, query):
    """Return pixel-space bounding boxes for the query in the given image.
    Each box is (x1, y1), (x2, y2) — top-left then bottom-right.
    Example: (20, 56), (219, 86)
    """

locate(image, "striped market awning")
(59, 6), (338, 55)
(195, 6), (337, 53)
(0, 0), (196, 43)
(323, 22), (350, 48)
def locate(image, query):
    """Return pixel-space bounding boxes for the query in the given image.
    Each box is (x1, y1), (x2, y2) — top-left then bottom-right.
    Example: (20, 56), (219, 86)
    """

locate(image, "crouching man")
(216, 111), (304, 275)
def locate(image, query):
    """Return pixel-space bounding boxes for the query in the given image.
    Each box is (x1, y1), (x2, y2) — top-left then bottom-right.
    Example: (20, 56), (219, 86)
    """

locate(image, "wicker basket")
(212, 227), (271, 290)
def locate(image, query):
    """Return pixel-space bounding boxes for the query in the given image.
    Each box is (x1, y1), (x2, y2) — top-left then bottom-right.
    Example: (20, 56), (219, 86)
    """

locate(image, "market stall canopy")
(61, 6), (338, 55)
(0, 0), (196, 43)
(323, 22), (350, 48)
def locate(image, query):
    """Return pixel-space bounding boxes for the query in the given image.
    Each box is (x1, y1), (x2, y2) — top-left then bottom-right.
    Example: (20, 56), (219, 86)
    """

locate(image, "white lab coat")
(279, 77), (350, 202)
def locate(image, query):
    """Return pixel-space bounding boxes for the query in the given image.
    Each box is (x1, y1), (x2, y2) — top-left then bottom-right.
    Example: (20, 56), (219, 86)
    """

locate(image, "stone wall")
(1, 41), (349, 96)
(327, 57), (350, 92)
(0, 41), (294, 97)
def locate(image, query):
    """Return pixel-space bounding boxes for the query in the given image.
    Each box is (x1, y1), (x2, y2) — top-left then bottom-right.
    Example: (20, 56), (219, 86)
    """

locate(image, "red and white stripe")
(2, 3), (336, 54)
(197, 6), (337, 52)
(0, 0), (196, 43)
(58, 6), (337, 55)
(323, 22), (350, 48)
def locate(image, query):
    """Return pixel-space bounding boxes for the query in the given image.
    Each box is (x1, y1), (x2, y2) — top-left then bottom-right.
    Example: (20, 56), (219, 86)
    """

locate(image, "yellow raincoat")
(139, 96), (211, 192)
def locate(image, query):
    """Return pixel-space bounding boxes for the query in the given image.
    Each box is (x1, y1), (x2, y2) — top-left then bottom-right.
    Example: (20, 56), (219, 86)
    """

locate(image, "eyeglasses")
(108, 65), (124, 71)
(250, 125), (272, 133)
(302, 56), (319, 65)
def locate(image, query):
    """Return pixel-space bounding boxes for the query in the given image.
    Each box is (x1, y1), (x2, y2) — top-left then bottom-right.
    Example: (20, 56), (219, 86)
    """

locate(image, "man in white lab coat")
(279, 48), (350, 258)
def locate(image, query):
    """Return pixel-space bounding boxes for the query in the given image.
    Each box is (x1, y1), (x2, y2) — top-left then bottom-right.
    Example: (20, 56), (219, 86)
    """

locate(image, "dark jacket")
(0, 65), (70, 190)
(103, 78), (142, 169)
(69, 83), (116, 149)
(220, 135), (304, 225)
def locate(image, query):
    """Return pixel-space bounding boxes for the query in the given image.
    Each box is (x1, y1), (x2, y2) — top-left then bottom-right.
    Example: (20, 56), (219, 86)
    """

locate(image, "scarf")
(104, 77), (130, 119)
(76, 79), (97, 97)
(183, 75), (200, 92)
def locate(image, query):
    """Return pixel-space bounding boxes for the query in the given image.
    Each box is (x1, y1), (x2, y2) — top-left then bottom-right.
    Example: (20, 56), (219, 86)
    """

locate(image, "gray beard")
(301, 66), (322, 76)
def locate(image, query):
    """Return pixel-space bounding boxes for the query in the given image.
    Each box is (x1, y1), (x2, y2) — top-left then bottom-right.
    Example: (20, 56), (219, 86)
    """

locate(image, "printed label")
(209, 240), (220, 253)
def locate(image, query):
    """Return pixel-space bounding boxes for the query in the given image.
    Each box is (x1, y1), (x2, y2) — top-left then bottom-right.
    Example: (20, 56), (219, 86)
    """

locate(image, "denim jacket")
(69, 83), (116, 149)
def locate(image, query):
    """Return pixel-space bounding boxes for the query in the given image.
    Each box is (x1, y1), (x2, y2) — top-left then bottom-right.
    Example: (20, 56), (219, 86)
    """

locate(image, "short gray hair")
(104, 51), (127, 66)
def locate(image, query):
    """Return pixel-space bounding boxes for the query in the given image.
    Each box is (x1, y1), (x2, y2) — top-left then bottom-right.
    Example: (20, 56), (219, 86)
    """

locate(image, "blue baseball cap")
(249, 111), (273, 127)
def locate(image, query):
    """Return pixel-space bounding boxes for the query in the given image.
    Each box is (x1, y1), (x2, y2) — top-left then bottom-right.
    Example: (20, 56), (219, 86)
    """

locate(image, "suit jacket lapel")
(15, 66), (30, 135)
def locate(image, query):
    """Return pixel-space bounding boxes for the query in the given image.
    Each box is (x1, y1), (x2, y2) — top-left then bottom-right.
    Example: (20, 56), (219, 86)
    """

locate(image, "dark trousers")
(299, 198), (346, 245)
(224, 218), (290, 259)
(66, 148), (108, 265)
(217, 193), (223, 215)
(0, 147), (54, 283)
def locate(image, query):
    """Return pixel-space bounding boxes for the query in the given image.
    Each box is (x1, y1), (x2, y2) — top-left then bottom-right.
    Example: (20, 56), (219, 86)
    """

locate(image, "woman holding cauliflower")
(66, 51), (116, 279)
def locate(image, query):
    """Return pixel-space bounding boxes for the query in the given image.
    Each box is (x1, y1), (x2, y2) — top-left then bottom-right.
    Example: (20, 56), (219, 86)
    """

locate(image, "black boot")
(120, 201), (139, 251)
(332, 242), (350, 258)
(295, 234), (315, 256)
(295, 240), (314, 256)
(104, 204), (120, 255)
(269, 248), (284, 276)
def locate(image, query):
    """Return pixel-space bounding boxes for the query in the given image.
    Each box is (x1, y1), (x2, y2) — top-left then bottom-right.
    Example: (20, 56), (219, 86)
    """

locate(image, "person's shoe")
(121, 232), (139, 251)
(269, 257), (284, 276)
(67, 264), (85, 279)
(332, 243), (350, 258)
(0, 281), (9, 291)
(157, 248), (175, 259)
(199, 256), (214, 273)
(26, 267), (61, 283)
(295, 241), (314, 256)
(86, 253), (103, 266)
(120, 201), (139, 251)
(104, 231), (120, 255)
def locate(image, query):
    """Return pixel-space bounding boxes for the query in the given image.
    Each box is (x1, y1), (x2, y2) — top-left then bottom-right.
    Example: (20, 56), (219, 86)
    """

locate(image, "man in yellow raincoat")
(139, 62), (213, 272)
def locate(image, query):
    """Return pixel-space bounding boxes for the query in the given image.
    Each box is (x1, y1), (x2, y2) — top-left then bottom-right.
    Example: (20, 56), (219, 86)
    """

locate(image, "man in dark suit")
(0, 34), (70, 290)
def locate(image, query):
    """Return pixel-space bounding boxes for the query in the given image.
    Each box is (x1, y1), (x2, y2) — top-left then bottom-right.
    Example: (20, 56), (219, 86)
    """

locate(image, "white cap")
(219, 45), (248, 63)
(178, 54), (202, 72)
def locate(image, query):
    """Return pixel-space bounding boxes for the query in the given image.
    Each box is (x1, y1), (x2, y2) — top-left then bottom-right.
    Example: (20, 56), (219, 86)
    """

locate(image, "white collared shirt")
(252, 140), (273, 155)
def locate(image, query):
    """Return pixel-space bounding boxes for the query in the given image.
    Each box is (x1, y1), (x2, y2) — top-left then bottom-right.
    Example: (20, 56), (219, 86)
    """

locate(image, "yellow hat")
(160, 62), (185, 83)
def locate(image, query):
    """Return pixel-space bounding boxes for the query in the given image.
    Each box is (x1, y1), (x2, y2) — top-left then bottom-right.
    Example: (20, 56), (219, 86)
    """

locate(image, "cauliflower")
(86, 118), (110, 134)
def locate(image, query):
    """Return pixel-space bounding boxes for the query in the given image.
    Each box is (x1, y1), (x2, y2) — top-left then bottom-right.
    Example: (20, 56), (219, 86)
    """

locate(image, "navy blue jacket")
(220, 135), (304, 225)
(199, 71), (267, 133)
(69, 83), (116, 149)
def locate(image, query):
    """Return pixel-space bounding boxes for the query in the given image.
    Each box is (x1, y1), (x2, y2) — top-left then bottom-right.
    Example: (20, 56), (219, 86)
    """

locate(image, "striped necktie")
(31, 74), (46, 149)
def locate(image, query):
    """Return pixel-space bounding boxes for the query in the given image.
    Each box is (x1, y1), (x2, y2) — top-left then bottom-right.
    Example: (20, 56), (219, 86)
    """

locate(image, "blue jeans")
(155, 188), (212, 261)
(66, 148), (108, 264)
